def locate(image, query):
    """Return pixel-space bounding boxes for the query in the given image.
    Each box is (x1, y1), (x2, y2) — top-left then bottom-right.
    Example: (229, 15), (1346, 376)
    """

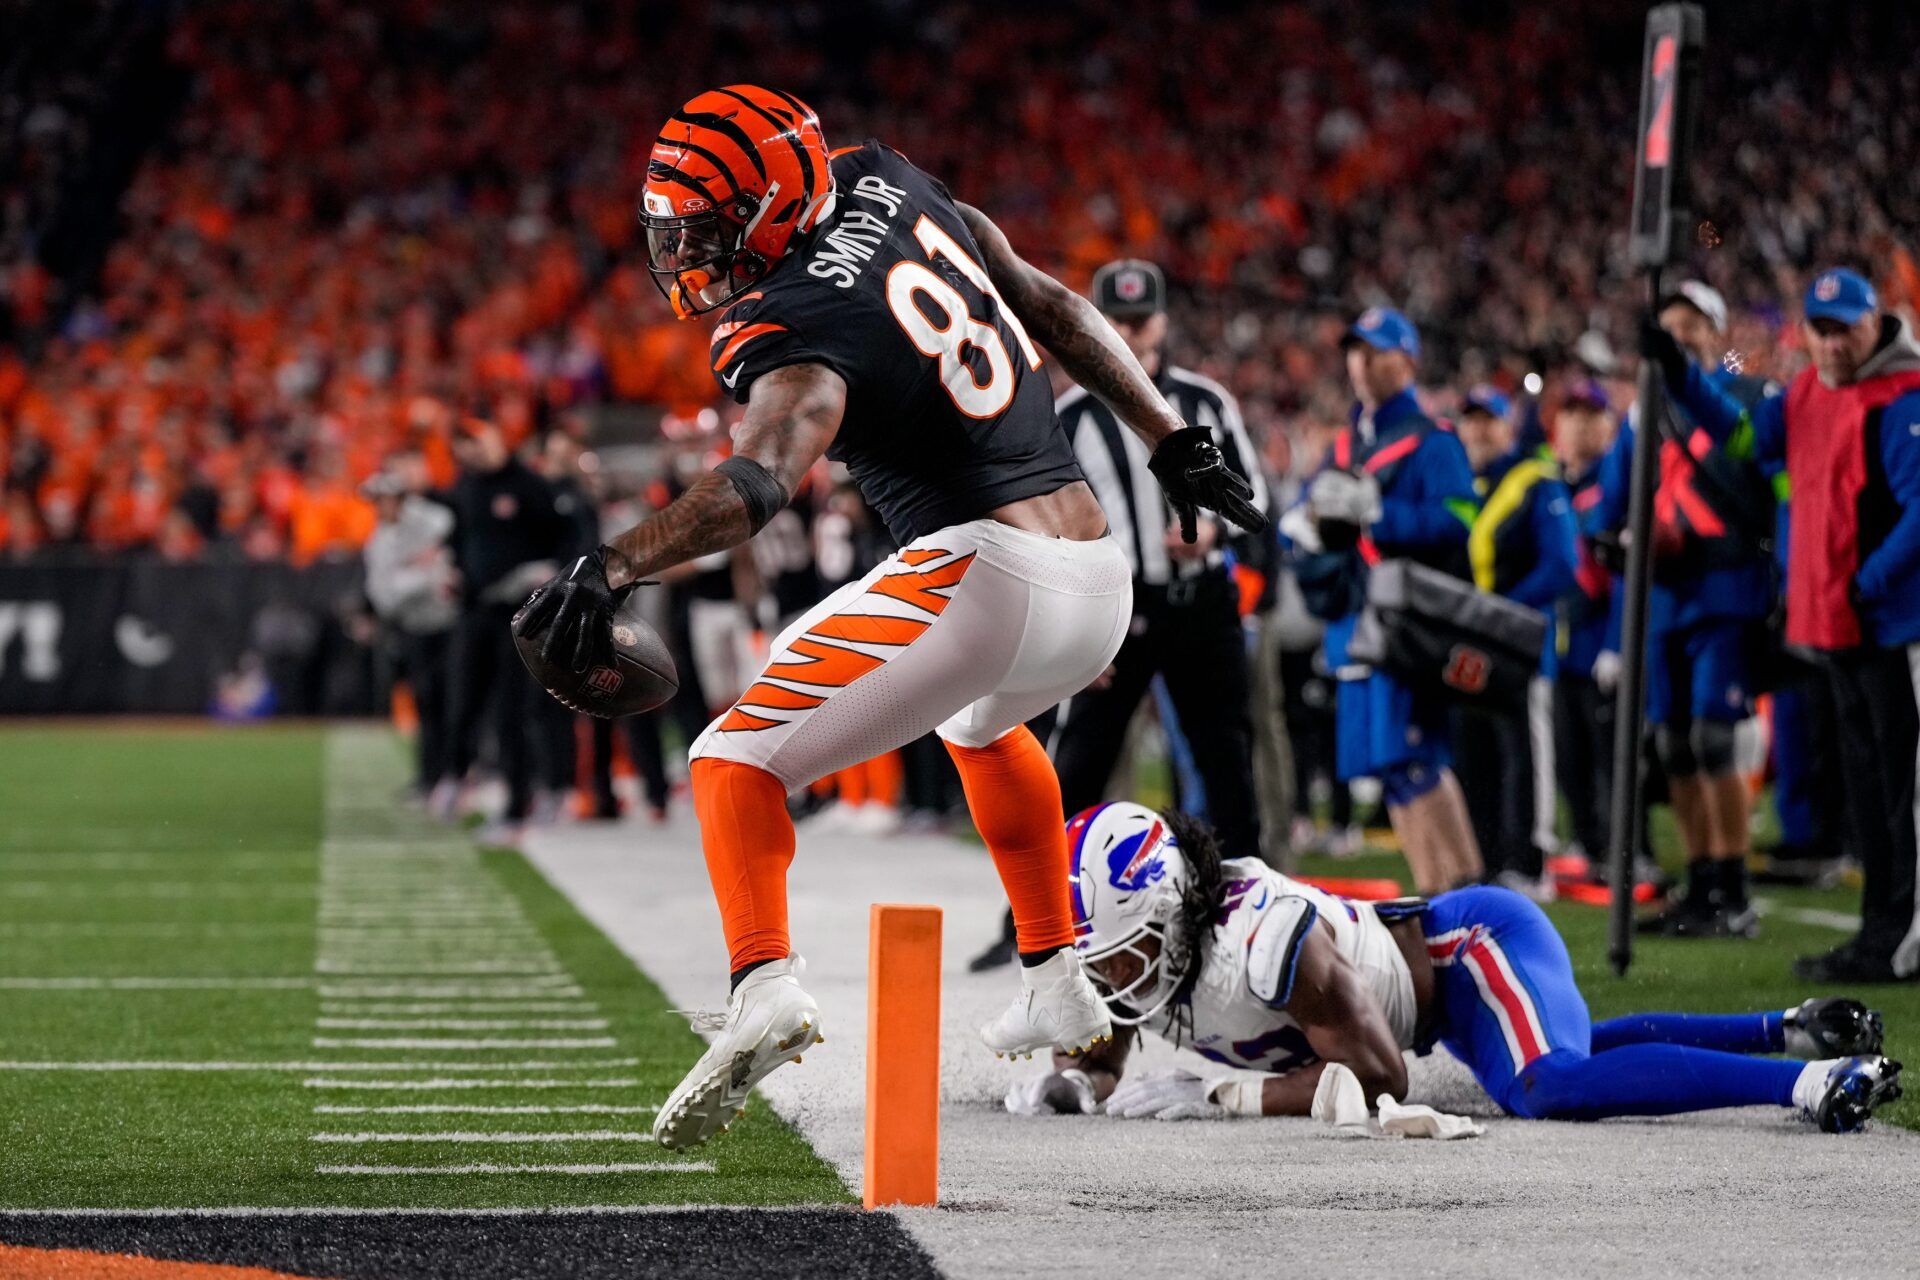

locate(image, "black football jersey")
(707, 141), (1084, 544)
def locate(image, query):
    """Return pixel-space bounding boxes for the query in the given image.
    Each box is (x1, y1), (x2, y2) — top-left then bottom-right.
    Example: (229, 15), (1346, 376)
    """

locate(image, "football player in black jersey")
(513, 84), (1265, 1151)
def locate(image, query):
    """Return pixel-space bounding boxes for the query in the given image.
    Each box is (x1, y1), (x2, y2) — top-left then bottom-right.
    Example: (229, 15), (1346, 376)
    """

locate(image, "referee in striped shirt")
(1054, 260), (1268, 846)
(970, 259), (1271, 971)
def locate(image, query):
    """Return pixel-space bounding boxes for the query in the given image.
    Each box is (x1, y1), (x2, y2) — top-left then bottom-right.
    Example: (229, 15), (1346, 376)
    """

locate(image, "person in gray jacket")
(362, 455), (459, 799)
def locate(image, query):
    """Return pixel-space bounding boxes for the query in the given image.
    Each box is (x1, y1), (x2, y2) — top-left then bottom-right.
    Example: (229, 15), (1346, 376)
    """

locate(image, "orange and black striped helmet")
(642, 85), (835, 319)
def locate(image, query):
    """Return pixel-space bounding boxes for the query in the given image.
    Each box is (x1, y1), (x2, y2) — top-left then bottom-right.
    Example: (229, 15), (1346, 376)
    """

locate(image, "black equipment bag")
(1346, 559), (1547, 715)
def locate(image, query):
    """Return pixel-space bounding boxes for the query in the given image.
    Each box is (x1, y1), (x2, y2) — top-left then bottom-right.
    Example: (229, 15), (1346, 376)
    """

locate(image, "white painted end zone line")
(312, 1130), (654, 1143)
(316, 1162), (710, 1175)
(303, 1077), (645, 1091)
(312, 1037), (617, 1050)
(0, 1059), (640, 1072)
(315, 1018), (609, 1031)
(313, 1104), (660, 1115)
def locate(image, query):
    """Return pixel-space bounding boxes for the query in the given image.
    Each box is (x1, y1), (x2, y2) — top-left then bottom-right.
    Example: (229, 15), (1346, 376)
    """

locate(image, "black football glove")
(1147, 426), (1268, 543)
(1638, 319), (1691, 392)
(512, 547), (632, 675)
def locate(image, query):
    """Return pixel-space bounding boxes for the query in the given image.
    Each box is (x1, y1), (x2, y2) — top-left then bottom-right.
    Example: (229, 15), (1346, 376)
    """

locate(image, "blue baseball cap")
(1344, 307), (1421, 358)
(1461, 383), (1511, 419)
(1804, 268), (1878, 326)
(1561, 376), (1610, 411)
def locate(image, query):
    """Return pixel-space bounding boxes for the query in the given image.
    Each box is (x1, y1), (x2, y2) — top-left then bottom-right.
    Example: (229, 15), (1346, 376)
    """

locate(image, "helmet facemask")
(643, 201), (767, 319)
(1079, 905), (1187, 1026)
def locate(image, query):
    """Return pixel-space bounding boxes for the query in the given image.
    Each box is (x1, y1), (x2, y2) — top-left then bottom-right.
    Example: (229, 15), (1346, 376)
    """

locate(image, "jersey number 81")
(885, 215), (1042, 420)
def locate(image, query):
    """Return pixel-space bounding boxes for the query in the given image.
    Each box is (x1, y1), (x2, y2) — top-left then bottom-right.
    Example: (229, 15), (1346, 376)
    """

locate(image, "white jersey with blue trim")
(1148, 858), (1417, 1073)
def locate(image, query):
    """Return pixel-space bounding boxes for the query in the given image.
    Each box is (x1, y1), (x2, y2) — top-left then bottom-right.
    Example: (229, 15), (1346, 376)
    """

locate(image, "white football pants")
(689, 519), (1131, 790)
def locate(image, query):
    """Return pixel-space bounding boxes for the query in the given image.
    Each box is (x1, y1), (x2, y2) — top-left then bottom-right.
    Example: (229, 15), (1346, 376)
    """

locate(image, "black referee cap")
(1091, 259), (1166, 318)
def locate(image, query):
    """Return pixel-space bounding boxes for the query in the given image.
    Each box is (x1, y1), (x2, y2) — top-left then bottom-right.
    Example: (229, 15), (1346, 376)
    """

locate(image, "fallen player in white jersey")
(1006, 803), (1900, 1132)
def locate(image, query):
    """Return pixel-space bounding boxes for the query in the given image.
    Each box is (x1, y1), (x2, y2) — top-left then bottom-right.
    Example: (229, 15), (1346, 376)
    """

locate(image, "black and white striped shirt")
(1057, 367), (1269, 585)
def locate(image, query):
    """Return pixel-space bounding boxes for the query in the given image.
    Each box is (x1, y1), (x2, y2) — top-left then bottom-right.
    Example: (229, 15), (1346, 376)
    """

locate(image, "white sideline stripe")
(0, 1204), (831, 1217)
(0, 1059), (640, 1072)
(316, 1019), (609, 1030)
(0, 990), (311, 997)
(314, 1104), (659, 1115)
(303, 1077), (643, 1091)
(1751, 898), (1860, 932)
(316, 1162), (708, 1176)
(313, 1037), (616, 1050)
(312, 1130), (653, 1143)
(318, 1002), (597, 1015)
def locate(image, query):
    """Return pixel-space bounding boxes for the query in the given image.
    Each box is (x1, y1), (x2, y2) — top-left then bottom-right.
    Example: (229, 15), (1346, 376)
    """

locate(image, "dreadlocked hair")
(1158, 809), (1227, 1047)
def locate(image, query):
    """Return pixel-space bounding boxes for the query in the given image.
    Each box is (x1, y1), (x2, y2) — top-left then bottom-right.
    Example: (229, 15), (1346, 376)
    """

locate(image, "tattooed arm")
(603, 364), (846, 589)
(957, 202), (1184, 448)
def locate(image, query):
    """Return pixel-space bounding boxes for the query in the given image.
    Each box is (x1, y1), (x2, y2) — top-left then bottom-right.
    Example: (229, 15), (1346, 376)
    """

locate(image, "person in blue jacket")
(1611, 282), (1777, 940)
(1554, 378), (1623, 874)
(1642, 266), (1920, 983)
(1281, 308), (1482, 895)
(1450, 385), (1579, 896)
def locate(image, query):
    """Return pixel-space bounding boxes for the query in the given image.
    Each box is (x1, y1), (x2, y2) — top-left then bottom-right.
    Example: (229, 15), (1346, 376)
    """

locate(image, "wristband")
(1209, 1073), (1268, 1118)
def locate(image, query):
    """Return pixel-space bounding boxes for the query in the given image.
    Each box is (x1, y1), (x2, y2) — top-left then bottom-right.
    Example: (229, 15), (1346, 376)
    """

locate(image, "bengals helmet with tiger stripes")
(642, 85), (836, 319)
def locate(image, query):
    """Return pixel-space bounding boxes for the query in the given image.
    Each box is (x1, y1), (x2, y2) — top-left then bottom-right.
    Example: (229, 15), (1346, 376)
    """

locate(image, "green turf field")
(0, 724), (847, 1210)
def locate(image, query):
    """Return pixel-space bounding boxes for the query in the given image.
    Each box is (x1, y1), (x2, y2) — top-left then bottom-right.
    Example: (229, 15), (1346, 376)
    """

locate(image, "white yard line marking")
(314, 963), (565, 976)
(0, 1205), (835, 1216)
(1751, 898), (1860, 932)
(302, 1077), (645, 1091)
(312, 1037), (616, 1050)
(317, 1001), (598, 1015)
(315, 1018), (609, 1030)
(0, 924), (306, 938)
(316, 1162), (708, 1176)
(0, 990), (314, 997)
(313, 1104), (659, 1115)
(311, 1130), (654, 1143)
(0, 882), (312, 899)
(314, 990), (579, 1005)
(0, 1059), (640, 1072)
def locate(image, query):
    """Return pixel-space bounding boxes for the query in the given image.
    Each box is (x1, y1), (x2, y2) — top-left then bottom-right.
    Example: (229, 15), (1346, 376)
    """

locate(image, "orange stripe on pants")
(946, 727), (1075, 954)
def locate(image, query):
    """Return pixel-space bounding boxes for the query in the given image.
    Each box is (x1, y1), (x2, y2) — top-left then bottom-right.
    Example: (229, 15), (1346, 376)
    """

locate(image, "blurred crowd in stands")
(3, 0), (1918, 563)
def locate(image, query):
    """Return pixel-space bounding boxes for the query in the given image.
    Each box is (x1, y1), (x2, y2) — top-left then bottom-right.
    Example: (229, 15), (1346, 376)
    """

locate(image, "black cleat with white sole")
(1784, 997), (1885, 1059)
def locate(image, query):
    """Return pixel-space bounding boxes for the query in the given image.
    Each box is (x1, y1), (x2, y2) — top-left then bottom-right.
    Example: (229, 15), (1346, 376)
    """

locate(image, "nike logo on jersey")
(722, 365), (743, 389)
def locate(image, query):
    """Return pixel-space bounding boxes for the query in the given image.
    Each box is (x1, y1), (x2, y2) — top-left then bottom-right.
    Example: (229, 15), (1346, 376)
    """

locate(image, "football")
(514, 589), (678, 718)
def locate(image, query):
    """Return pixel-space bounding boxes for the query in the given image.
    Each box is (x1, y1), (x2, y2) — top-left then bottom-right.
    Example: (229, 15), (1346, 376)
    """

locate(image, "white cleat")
(653, 954), (823, 1151)
(978, 948), (1113, 1058)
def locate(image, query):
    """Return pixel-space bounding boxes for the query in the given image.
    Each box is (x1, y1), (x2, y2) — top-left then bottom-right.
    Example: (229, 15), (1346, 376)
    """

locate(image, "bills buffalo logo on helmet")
(586, 666), (624, 696)
(1107, 820), (1170, 892)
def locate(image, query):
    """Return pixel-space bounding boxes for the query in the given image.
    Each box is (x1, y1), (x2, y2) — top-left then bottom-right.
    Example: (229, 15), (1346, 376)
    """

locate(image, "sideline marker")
(864, 903), (941, 1209)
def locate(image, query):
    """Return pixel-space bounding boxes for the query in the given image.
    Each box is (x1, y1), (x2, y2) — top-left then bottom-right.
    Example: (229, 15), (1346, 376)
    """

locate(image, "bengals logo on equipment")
(1442, 645), (1492, 695)
(586, 666), (624, 697)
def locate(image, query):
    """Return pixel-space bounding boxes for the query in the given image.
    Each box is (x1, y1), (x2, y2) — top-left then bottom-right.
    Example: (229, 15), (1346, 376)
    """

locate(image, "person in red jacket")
(1644, 267), (1920, 983)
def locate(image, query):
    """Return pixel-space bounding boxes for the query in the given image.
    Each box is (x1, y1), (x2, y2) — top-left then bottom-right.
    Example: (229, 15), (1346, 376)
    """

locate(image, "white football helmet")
(1067, 801), (1189, 1024)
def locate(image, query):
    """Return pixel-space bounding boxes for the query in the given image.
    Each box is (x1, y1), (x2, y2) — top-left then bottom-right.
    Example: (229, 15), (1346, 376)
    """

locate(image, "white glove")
(1592, 650), (1622, 696)
(1310, 1061), (1370, 1128)
(1104, 1069), (1229, 1121)
(1375, 1094), (1485, 1140)
(1309, 469), (1383, 526)
(1003, 1069), (1097, 1117)
(1278, 504), (1324, 554)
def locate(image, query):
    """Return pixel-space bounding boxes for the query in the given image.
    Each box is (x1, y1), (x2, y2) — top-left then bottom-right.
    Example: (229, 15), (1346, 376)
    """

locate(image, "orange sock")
(865, 751), (903, 809)
(945, 727), (1074, 955)
(690, 759), (795, 972)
